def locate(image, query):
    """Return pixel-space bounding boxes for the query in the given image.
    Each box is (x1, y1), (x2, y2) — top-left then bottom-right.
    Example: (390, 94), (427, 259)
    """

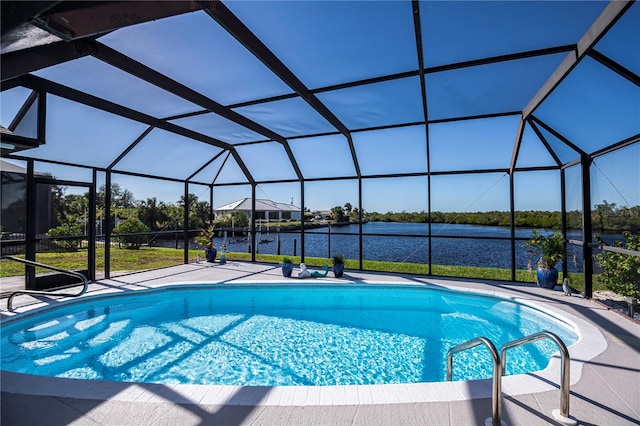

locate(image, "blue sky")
(1, 1), (638, 214)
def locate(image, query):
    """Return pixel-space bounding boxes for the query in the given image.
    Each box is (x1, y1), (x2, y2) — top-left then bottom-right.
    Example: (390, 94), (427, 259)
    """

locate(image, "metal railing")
(1, 255), (89, 311)
(446, 332), (574, 426)
(501, 331), (574, 425)
(447, 336), (502, 426)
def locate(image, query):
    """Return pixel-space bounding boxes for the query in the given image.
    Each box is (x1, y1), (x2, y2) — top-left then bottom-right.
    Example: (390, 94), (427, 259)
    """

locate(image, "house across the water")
(214, 198), (301, 222)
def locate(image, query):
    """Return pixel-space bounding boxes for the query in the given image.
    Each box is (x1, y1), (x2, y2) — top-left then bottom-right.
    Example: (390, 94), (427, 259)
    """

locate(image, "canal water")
(202, 222), (622, 273)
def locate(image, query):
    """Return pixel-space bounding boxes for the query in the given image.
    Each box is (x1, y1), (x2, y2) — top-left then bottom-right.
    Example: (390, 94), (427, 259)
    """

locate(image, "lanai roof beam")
(204, 1), (361, 177)
(86, 40), (303, 181)
(523, 0), (634, 119)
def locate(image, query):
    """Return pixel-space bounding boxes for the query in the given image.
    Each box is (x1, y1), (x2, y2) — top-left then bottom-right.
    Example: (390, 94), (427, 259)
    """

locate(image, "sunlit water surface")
(1, 284), (577, 386)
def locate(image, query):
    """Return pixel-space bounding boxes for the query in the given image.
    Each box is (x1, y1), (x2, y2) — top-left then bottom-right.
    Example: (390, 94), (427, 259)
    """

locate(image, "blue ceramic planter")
(537, 268), (559, 289)
(282, 263), (293, 277)
(333, 263), (344, 278)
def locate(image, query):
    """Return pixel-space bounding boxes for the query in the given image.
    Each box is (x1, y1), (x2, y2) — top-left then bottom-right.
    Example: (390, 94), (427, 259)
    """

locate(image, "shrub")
(113, 218), (150, 249)
(595, 231), (640, 298)
(46, 223), (83, 250)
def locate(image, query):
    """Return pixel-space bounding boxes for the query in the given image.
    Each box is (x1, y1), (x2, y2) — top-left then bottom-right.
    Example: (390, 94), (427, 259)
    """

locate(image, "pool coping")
(0, 279), (608, 407)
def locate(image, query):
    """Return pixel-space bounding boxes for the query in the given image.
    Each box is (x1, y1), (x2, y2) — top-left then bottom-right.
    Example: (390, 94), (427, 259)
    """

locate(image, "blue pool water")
(1, 284), (577, 386)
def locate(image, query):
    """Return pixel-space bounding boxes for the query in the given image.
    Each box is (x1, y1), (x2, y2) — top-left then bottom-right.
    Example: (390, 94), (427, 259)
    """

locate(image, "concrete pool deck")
(1, 261), (639, 425)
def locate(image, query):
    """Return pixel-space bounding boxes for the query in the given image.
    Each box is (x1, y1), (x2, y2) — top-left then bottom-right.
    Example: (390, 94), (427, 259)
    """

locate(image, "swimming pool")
(1, 284), (577, 387)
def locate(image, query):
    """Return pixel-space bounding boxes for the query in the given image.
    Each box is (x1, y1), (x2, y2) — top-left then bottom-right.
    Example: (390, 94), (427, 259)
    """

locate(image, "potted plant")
(282, 256), (294, 278)
(522, 230), (567, 289)
(332, 254), (345, 278)
(195, 224), (215, 255)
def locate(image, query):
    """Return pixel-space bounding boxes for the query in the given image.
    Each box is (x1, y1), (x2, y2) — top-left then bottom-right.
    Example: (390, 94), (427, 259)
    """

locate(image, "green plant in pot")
(522, 230), (567, 289)
(332, 254), (344, 278)
(282, 256), (294, 278)
(195, 224), (215, 247)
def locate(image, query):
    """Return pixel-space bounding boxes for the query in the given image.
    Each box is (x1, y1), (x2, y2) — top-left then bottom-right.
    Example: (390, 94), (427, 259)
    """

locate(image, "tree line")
(342, 201), (639, 232)
(47, 183), (212, 236)
(49, 185), (640, 236)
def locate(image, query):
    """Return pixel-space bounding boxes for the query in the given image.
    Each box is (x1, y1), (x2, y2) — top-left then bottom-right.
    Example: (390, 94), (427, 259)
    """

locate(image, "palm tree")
(179, 193), (211, 230)
(137, 197), (167, 231)
(331, 206), (346, 223)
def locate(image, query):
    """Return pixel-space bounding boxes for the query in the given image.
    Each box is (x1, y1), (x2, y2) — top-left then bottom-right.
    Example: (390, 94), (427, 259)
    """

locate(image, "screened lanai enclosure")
(1, 1), (639, 298)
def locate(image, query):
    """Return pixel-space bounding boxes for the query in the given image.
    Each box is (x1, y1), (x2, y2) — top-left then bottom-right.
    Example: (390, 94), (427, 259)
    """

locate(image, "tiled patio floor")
(2, 261), (639, 425)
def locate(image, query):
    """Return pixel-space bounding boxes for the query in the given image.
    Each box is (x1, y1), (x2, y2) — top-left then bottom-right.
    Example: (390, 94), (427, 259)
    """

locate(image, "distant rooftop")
(215, 198), (300, 212)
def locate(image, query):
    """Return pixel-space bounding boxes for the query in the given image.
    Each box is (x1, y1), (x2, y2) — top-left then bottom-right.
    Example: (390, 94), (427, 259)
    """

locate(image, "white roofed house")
(214, 198), (301, 222)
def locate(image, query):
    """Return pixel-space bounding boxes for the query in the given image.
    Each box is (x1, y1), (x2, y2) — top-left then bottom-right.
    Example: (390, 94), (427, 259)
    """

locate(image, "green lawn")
(1, 247), (595, 292)
(1, 247), (191, 276)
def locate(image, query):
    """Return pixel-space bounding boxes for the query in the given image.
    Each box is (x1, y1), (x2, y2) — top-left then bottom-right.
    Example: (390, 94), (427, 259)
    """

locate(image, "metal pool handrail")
(447, 336), (502, 426)
(500, 331), (575, 425)
(2, 255), (89, 311)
